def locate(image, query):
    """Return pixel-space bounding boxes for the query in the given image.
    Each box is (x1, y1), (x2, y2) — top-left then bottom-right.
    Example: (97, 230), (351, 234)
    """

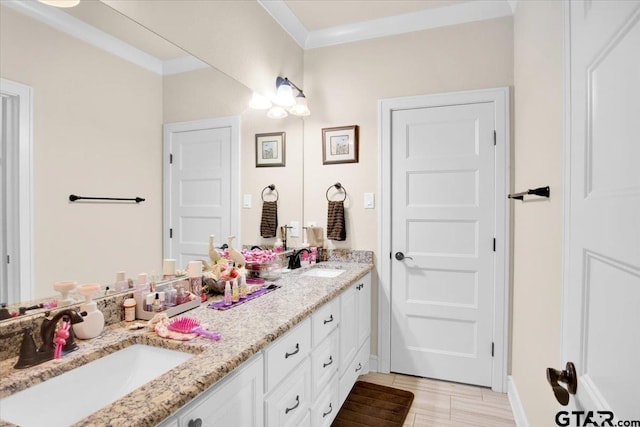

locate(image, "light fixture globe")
(273, 77), (295, 107)
(289, 93), (310, 117)
(38, 0), (80, 7)
(249, 92), (272, 110)
(267, 106), (288, 119)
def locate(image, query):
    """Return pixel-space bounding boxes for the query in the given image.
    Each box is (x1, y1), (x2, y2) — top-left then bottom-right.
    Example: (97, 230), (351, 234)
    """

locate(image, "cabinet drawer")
(264, 318), (311, 392)
(265, 358), (311, 427)
(311, 329), (339, 398)
(311, 298), (339, 347)
(339, 338), (370, 407)
(310, 374), (339, 427)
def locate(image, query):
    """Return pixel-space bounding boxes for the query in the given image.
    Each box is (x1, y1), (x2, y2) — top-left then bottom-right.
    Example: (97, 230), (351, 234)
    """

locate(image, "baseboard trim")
(368, 355), (378, 372)
(508, 376), (530, 427)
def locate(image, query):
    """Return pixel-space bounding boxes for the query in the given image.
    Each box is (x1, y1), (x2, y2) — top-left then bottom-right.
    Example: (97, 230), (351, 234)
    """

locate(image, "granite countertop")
(0, 261), (373, 427)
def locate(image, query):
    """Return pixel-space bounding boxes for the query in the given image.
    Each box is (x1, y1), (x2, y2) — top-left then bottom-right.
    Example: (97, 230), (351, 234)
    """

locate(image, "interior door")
(562, 1), (640, 419)
(390, 102), (496, 387)
(164, 118), (238, 269)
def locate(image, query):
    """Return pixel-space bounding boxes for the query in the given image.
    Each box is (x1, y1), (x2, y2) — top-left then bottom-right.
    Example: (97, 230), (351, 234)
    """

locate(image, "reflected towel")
(306, 227), (324, 247)
(327, 201), (346, 241)
(260, 201), (278, 238)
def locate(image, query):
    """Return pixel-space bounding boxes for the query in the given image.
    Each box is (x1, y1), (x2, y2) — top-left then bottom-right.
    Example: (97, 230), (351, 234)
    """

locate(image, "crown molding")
(259, 0), (514, 50)
(3, 0), (202, 76)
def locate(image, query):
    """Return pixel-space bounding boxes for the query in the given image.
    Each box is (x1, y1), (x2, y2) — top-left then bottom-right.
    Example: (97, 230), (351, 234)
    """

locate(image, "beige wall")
(303, 17), (514, 354)
(512, 1), (563, 424)
(0, 6), (163, 297)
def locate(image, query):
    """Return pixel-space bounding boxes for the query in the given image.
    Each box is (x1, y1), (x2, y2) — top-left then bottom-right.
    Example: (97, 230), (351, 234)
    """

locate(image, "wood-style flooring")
(358, 372), (516, 427)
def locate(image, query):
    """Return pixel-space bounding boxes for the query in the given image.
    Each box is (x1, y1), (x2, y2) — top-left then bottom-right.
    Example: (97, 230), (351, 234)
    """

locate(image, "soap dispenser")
(72, 283), (105, 340)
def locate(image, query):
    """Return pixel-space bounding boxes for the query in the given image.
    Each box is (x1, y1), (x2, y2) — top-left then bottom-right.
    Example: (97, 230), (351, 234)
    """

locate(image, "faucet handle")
(14, 327), (41, 369)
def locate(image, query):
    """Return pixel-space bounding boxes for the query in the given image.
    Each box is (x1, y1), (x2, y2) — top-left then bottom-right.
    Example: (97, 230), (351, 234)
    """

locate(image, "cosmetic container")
(114, 271), (128, 291)
(123, 298), (136, 321)
(232, 279), (239, 303)
(239, 275), (247, 299)
(224, 281), (232, 306)
(152, 293), (163, 312)
(188, 261), (203, 295)
(145, 293), (154, 312)
(162, 259), (176, 280)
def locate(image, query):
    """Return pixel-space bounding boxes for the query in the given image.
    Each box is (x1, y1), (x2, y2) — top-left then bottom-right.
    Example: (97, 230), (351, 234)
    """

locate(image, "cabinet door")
(178, 354), (263, 427)
(356, 273), (371, 347)
(265, 358), (311, 427)
(310, 374), (339, 427)
(339, 284), (357, 376)
(311, 329), (339, 398)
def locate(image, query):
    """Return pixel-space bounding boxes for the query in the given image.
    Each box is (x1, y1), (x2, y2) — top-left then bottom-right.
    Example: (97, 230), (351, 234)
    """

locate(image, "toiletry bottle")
(145, 293), (154, 312)
(72, 283), (105, 340)
(224, 281), (232, 306)
(136, 273), (148, 293)
(162, 259), (176, 280)
(274, 239), (283, 253)
(165, 283), (177, 307)
(123, 298), (136, 322)
(231, 279), (239, 303)
(152, 293), (163, 312)
(149, 273), (157, 293)
(114, 271), (128, 291)
(176, 286), (186, 306)
(239, 275), (247, 299)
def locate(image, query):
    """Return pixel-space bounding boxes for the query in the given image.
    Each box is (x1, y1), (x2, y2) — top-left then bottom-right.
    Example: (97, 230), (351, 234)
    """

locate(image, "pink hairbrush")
(167, 317), (221, 340)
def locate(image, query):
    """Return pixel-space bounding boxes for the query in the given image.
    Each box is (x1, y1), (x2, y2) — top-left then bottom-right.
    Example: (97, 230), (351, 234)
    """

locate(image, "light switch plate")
(243, 194), (252, 209)
(290, 221), (299, 237)
(364, 192), (375, 209)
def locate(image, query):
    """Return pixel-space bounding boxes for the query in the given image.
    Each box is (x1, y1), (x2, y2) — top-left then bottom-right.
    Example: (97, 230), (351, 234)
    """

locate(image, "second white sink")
(0, 344), (194, 427)
(301, 268), (345, 278)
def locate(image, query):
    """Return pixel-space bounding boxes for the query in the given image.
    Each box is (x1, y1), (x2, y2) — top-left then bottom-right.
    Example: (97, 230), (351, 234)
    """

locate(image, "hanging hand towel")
(260, 201), (278, 238)
(327, 201), (346, 241)
(306, 226), (324, 247)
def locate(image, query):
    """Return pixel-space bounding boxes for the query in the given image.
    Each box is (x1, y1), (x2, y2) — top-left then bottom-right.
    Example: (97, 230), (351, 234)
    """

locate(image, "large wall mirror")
(0, 0), (304, 313)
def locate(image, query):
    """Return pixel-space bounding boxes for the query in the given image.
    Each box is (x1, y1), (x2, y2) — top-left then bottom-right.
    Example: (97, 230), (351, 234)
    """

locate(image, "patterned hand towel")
(260, 201), (278, 238)
(327, 201), (346, 241)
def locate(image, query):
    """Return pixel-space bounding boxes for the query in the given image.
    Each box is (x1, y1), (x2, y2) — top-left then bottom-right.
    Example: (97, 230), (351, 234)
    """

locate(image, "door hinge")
(493, 238), (496, 252)
(169, 153), (173, 164)
(491, 342), (495, 357)
(6, 255), (9, 264)
(390, 252), (392, 259)
(169, 228), (173, 238)
(493, 130), (496, 146)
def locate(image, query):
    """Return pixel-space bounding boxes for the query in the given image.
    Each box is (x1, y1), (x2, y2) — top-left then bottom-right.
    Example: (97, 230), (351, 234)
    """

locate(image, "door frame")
(377, 87), (511, 392)
(162, 116), (241, 260)
(0, 78), (34, 303)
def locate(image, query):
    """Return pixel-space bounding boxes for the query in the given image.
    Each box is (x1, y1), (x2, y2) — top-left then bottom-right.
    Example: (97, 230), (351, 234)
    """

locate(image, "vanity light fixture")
(37, 0), (80, 7)
(250, 76), (310, 118)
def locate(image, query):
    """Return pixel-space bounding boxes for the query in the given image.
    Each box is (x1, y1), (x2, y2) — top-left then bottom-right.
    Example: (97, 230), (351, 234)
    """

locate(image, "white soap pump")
(72, 283), (105, 340)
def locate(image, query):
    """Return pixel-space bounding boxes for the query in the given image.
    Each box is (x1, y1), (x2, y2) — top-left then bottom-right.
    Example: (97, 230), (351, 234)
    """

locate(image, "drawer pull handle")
(285, 343), (300, 359)
(323, 314), (334, 324)
(323, 355), (334, 368)
(285, 395), (300, 414)
(355, 362), (363, 372)
(188, 418), (202, 427)
(322, 403), (333, 418)
(357, 283), (364, 290)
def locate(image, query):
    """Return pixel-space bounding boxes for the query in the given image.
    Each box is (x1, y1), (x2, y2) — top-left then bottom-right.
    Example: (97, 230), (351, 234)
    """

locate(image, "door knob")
(395, 252), (413, 261)
(546, 362), (577, 405)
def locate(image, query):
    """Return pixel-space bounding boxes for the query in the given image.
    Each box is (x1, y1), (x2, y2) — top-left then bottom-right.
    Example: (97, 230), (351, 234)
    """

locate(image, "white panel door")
(164, 118), (237, 269)
(564, 1), (640, 419)
(390, 102), (495, 387)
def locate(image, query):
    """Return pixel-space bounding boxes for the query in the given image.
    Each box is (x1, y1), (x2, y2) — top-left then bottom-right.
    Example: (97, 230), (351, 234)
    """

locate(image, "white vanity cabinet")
(338, 272), (371, 406)
(157, 271), (371, 427)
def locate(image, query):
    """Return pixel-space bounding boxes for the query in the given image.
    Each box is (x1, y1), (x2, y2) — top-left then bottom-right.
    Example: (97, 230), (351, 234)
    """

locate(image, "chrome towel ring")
(261, 184), (279, 202)
(326, 182), (347, 202)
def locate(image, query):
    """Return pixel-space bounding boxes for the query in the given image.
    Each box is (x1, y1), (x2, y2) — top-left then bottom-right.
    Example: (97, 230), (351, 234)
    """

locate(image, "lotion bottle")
(72, 283), (105, 340)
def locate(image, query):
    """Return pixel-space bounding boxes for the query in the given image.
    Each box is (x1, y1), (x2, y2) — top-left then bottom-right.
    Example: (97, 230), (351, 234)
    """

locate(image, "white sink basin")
(0, 344), (194, 427)
(301, 268), (345, 278)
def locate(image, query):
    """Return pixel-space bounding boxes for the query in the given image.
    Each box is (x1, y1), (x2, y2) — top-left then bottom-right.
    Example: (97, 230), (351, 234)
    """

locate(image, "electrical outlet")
(290, 221), (299, 237)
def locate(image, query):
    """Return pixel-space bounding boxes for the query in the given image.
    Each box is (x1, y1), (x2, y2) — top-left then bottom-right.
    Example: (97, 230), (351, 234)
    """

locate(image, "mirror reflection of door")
(0, 79), (33, 305)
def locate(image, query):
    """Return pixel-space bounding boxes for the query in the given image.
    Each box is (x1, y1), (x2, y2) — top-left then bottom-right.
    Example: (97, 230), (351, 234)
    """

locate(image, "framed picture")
(255, 132), (286, 167)
(322, 125), (359, 165)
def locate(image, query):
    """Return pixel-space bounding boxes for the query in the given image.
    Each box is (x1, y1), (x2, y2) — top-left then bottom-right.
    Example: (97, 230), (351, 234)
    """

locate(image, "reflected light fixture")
(37, 0), (81, 7)
(250, 76), (310, 118)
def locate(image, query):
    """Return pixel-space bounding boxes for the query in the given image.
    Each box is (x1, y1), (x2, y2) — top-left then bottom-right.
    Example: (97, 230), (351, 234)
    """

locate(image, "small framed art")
(255, 132), (286, 167)
(322, 125), (359, 165)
